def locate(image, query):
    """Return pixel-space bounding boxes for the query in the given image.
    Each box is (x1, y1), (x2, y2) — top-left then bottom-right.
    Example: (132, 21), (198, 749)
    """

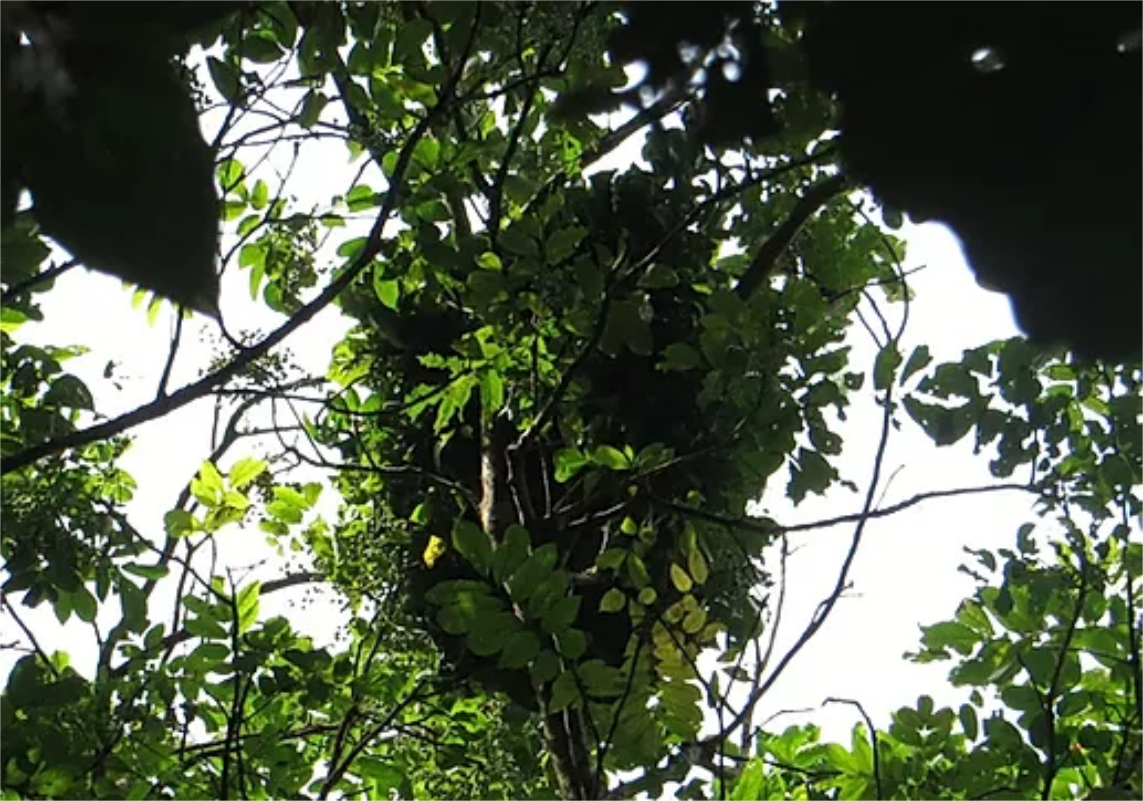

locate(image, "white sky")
(0, 76), (1037, 767)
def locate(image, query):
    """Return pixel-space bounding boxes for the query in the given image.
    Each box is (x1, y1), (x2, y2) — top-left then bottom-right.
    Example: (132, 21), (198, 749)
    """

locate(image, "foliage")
(726, 522), (1141, 800)
(0, 2), (1139, 800)
(594, 2), (1142, 361)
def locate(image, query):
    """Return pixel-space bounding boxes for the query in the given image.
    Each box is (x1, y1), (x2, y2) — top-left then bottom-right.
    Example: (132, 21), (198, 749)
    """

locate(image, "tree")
(589, 2), (1142, 362)
(1, 3), (1139, 799)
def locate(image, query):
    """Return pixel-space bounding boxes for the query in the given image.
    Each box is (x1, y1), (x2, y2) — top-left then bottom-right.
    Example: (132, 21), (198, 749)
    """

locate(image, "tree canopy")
(1, 3), (1140, 800)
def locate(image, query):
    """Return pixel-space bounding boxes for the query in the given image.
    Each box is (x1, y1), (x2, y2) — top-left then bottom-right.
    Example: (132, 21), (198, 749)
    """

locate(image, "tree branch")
(653, 480), (1034, 540)
(1, 49), (463, 476)
(735, 172), (850, 300)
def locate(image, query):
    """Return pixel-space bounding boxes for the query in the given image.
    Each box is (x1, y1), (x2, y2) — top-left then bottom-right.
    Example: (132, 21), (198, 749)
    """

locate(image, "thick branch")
(735, 172), (850, 300)
(542, 709), (597, 800)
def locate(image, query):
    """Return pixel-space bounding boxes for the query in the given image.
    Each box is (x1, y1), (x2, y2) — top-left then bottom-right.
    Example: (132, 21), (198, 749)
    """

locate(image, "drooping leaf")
(550, 671), (580, 713)
(493, 524), (531, 584)
(508, 544), (559, 602)
(235, 582), (261, 632)
(452, 519), (494, 573)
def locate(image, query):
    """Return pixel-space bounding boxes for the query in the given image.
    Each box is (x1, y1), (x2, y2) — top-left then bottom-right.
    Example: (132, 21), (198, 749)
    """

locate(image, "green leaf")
(499, 228), (540, 258)
(70, 586), (98, 623)
(687, 550), (709, 585)
(902, 397), (975, 446)
(547, 226), (586, 262)
(452, 519), (494, 573)
(434, 374), (477, 433)
(542, 596), (581, 635)
(555, 628), (587, 660)
(43, 375), (94, 410)
(901, 345), (933, 383)
(873, 342), (902, 391)
(425, 579), (497, 607)
(531, 649), (561, 686)
(500, 630), (541, 670)
(236, 582), (261, 633)
(662, 342), (702, 371)
(480, 370), (505, 415)
(298, 91), (328, 128)
(729, 758), (767, 800)
(228, 457), (267, 489)
(592, 445), (630, 471)
(413, 137), (440, 169)
(345, 184), (379, 212)
(627, 554), (651, 588)
(356, 758), (407, 797)
(207, 56), (242, 104)
(467, 270), (506, 309)
(682, 608), (706, 634)
(436, 605), (471, 635)
(596, 548), (627, 571)
(504, 174), (540, 205)
(199, 460), (225, 494)
(921, 621), (980, 655)
(555, 448), (590, 483)
(578, 660), (624, 698)
(373, 276), (400, 311)
(217, 159), (245, 192)
(493, 524), (531, 584)
(476, 251), (503, 271)
(429, 580), (505, 630)
(0, 225), (50, 279)
(958, 703), (979, 740)
(508, 544), (558, 602)
(527, 571), (570, 619)
(123, 563), (170, 581)
(550, 671), (580, 713)
(164, 509), (196, 537)
(670, 564), (693, 593)
(600, 588), (626, 613)
(250, 179), (270, 210)
(466, 611), (520, 657)
(119, 580), (148, 634)
(788, 447), (836, 503)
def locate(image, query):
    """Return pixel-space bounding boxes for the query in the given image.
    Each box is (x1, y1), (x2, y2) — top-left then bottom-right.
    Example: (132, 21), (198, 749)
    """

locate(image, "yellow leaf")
(423, 535), (448, 568)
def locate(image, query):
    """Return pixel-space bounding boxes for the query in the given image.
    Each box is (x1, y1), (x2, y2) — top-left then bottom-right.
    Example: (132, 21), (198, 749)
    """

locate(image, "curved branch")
(653, 480), (1034, 539)
(1, 63), (462, 477)
(735, 172), (850, 300)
